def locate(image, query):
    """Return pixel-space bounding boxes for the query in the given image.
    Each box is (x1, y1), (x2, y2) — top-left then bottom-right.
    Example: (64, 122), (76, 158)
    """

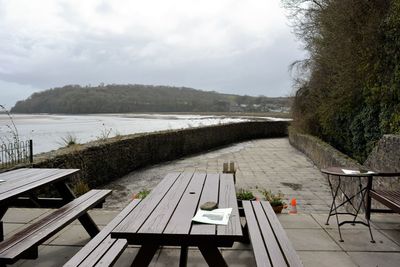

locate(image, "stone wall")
(33, 121), (288, 189)
(288, 127), (361, 169)
(289, 127), (400, 212)
(364, 134), (400, 192)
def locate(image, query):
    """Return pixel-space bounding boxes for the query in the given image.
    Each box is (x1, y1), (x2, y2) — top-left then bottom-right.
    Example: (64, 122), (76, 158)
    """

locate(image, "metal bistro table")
(111, 172), (243, 267)
(321, 167), (375, 243)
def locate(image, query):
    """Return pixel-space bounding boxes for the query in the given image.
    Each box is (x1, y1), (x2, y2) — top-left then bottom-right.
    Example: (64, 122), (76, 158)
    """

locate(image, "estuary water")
(0, 113), (255, 154)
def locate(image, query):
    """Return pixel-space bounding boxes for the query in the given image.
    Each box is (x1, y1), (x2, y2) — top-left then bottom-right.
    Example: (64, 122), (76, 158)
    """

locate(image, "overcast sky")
(0, 0), (305, 109)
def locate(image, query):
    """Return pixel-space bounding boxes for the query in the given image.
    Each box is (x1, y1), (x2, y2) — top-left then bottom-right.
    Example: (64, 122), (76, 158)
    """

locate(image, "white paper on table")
(341, 169), (375, 175)
(192, 208), (232, 225)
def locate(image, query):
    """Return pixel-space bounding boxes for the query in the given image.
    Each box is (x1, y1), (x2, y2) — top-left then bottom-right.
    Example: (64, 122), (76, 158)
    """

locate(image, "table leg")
(131, 244), (159, 267)
(325, 175), (335, 225)
(54, 181), (99, 238)
(327, 175), (344, 241)
(198, 245), (228, 267)
(366, 176), (373, 221)
(0, 206), (8, 242)
(179, 246), (188, 267)
(359, 177), (375, 243)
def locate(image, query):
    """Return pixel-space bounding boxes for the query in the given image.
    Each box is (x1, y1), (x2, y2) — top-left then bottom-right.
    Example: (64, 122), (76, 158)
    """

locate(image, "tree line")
(11, 84), (290, 114)
(284, 0), (400, 162)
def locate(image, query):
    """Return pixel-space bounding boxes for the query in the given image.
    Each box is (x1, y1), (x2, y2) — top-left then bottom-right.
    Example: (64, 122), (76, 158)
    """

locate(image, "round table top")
(320, 167), (376, 177)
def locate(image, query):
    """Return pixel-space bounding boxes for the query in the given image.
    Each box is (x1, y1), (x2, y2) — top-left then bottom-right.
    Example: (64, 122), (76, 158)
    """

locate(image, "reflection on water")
(0, 114), (251, 154)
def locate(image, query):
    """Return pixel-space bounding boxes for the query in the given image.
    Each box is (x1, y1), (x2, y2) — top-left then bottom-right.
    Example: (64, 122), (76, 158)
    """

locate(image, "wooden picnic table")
(0, 168), (101, 241)
(111, 172), (243, 267)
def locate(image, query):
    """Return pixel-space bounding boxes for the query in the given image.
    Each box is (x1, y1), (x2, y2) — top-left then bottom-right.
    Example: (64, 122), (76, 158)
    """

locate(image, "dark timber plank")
(138, 172), (194, 234)
(370, 190), (400, 213)
(0, 168), (38, 181)
(0, 189), (110, 262)
(261, 201), (303, 267)
(95, 239), (127, 267)
(252, 201), (286, 266)
(77, 236), (120, 266)
(0, 169), (79, 202)
(242, 201), (271, 267)
(0, 169), (61, 193)
(190, 173), (219, 235)
(217, 173), (242, 237)
(164, 173), (206, 234)
(112, 172), (181, 236)
(65, 199), (141, 267)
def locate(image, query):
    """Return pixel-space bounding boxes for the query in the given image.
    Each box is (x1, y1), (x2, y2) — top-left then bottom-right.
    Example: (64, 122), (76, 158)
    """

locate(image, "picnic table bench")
(64, 199), (141, 267)
(66, 171), (303, 267)
(243, 200), (303, 267)
(366, 172), (400, 220)
(0, 168), (111, 265)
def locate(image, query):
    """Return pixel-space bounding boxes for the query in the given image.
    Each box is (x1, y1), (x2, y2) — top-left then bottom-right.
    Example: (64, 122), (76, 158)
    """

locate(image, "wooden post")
(223, 162), (229, 173)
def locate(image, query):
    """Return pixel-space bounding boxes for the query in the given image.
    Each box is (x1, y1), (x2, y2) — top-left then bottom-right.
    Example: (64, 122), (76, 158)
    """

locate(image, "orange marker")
(289, 198), (297, 214)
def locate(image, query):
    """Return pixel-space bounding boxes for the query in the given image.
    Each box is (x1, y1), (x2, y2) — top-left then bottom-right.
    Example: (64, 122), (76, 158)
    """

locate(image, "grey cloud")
(0, 1), (305, 106)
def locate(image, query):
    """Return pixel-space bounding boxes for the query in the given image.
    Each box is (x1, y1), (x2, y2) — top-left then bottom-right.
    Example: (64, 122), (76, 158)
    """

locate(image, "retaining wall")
(33, 121), (289, 189)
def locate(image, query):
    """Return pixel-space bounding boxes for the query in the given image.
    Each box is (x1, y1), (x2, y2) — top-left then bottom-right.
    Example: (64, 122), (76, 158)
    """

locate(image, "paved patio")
(3, 138), (400, 266)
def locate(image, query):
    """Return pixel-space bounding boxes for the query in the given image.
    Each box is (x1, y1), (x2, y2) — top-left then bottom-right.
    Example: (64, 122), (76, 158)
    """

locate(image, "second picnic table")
(111, 172), (243, 267)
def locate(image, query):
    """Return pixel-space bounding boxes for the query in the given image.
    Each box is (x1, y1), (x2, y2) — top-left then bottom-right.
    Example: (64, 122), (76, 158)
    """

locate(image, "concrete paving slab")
(325, 229), (400, 252)
(311, 214), (371, 230)
(87, 209), (121, 225)
(47, 224), (91, 246)
(151, 248), (208, 267)
(15, 245), (81, 267)
(298, 251), (357, 267)
(3, 208), (52, 223)
(222, 249), (257, 266)
(348, 252), (400, 267)
(380, 229), (400, 246)
(370, 214), (400, 230)
(285, 228), (342, 251)
(277, 214), (321, 229)
(113, 247), (141, 267)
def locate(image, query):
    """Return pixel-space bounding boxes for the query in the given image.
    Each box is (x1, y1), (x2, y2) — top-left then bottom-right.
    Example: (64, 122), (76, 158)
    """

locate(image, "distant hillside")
(11, 84), (291, 114)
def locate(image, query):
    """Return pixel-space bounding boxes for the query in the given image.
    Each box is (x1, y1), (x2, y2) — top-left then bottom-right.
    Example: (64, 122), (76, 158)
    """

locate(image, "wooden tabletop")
(0, 168), (79, 203)
(111, 172), (243, 246)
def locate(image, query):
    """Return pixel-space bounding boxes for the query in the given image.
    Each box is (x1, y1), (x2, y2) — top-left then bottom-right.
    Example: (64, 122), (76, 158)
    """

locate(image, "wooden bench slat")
(64, 199), (141, 267)
(112, 172), (180, 235)
(260, 202), (303, 267)
(370, 190), (400, 213)
(164, 173), (206, 234)
(217, 173), (242, 237)
(138, 172), (194, 234)
(243, 201), (272, 267)
(79, 236), (119, 266)
(95, 239), (127, 267)
(0, 189), (111, 263)
(252, 201), (287, 266)
(190, 173), (219, 235)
